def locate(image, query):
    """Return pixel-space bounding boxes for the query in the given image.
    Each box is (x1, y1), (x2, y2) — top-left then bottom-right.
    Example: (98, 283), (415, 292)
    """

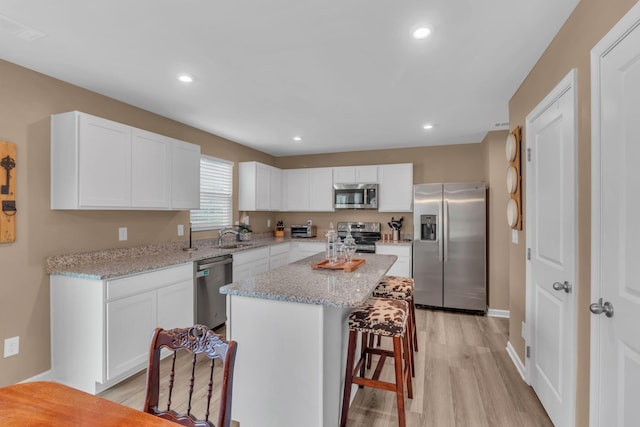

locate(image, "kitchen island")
(220, 252), (396, 427)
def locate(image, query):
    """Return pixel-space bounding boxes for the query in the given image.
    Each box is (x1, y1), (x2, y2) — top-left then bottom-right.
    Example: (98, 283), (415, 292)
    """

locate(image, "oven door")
(355, 243), (376, 254)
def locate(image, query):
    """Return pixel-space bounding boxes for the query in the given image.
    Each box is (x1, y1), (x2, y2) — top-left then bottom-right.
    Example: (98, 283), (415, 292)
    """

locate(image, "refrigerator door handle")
(438, 201), (444, 262)
(443, 199), (449, 262)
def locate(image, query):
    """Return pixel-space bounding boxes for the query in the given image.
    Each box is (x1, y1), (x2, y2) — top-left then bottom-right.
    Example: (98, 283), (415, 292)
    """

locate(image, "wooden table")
(0, 381), (177, 426)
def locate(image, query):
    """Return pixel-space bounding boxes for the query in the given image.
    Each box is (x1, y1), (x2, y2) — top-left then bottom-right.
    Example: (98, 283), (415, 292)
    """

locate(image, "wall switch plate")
(267, 219), (271, 228)
(4, 336), (19, 358)
(521, 321), (527, 340)
(118, 227), (127, 241)
(512, 229), (519, 244)
(177, 224), (184, 236)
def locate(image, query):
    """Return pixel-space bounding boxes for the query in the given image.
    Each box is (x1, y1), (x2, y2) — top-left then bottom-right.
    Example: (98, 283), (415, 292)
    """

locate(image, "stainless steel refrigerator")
(413, 182), (486, 312)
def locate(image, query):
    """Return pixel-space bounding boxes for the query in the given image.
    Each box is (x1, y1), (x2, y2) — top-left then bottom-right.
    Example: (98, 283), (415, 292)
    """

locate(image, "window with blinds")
(190, 155), (233, 231)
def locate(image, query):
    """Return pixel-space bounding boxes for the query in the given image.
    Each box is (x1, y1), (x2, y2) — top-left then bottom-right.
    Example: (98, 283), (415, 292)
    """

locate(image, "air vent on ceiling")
(0, 13), (46, 41)
(494, 121), (510, 129)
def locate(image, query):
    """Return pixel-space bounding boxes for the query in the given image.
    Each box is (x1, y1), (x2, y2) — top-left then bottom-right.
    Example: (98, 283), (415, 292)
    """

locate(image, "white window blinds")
(190, 156), (233, 231)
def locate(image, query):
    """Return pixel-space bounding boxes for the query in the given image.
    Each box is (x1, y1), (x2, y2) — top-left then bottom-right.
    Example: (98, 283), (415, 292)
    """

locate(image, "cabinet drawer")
(269, 242), (290, 256)
(106, 263), (193, 301)
(233, 247), (270, 265)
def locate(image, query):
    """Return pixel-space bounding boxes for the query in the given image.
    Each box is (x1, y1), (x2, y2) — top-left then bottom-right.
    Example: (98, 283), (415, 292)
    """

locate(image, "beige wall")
(507, 0), (637, 424)
(0, 50), (512, 387)
(0, 59), (274, 385)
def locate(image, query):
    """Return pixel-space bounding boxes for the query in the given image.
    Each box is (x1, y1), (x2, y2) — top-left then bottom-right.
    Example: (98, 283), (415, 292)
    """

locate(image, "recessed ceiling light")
(412, 27), (432, 40)
(177, 73), (194, 83)
(423, 124), (434, 130)
(293, 136), (303, 142)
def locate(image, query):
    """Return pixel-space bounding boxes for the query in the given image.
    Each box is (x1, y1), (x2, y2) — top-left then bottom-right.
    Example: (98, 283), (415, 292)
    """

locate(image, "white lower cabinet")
(50, 263), (194, 394)
(289, 241), (325, 263)
(106, 292), (156, 381)
(269, 242), (290, 270)
(375, 244), (413, 277)
(233, 247), (270, 281)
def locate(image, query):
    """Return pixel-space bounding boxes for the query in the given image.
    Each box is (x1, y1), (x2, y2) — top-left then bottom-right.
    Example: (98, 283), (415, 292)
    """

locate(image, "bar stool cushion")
(374, 276), (414, 300)
(349, 297), (408, 337)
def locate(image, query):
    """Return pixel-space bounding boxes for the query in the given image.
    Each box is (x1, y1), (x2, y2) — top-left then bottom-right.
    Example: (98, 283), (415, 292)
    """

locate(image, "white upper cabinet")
(131, 129), (171, 208)
(333, 165), (378, 184)
(283, 168), (333, 212)
(309, 168), (334, 211)
(239, 161), (281, 211)
(378, 163), (414, 212)
(269, 167), (282, 211)
(51, 111), (200, 210)
(282, 169), (310, 211)
(75, 113), (132, 208)
(170, 139), (201, 210)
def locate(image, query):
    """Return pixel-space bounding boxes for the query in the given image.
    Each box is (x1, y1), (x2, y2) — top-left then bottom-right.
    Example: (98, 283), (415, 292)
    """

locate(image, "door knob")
(590, 298), (614, 318)
(552, 281), (572, 293)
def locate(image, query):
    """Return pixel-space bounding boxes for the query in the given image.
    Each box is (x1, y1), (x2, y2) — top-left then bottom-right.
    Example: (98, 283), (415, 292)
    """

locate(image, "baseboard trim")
(20, 369), (53, 383)
(487, 308), (510, 318)
(506, 341), (527, 383)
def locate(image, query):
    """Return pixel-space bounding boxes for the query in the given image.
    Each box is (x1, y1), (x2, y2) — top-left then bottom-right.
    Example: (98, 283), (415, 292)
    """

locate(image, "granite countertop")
(220, 252), (397, 308)
(46, 235), (326, 280)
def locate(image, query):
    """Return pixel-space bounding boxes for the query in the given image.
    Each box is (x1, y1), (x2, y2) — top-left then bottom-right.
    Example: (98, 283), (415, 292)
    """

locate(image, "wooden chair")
(144, 325), (237, 427)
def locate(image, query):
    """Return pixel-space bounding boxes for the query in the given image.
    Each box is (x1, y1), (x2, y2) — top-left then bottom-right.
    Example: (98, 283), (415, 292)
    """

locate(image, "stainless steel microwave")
(333, 183), (378, 209)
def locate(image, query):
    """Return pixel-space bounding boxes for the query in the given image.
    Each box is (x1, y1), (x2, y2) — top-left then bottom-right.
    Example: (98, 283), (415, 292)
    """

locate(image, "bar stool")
(372, 276), (418, 376)
(340, 297), (413, 427)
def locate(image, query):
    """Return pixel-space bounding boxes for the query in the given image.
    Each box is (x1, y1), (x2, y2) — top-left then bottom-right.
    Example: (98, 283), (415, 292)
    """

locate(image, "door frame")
(524, 68), (578, 422)
(590, 3), (640, 425)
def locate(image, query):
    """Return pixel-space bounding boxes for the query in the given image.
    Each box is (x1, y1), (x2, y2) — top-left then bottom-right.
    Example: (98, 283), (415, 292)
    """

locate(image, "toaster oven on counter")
(290, 224), (317, 238)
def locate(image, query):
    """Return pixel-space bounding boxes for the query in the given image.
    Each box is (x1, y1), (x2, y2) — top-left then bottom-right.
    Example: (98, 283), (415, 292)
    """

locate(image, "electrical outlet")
(267, 219), (271, 228)
(4, 336), (19, 358)
(118, 227), (127, 241)
(177, 224), (184, 236)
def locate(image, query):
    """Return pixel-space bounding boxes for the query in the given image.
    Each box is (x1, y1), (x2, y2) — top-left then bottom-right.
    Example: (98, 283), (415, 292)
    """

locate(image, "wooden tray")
(311, 258), (365, 272)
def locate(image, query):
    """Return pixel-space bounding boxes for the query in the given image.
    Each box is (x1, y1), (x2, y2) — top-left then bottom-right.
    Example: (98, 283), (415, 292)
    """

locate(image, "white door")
(525, 70), (577, 427)
(591, 3), (640, 426)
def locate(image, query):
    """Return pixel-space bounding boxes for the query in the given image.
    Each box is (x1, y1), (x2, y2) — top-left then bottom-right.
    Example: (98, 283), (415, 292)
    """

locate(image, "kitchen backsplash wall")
(274, 211), (414, 240)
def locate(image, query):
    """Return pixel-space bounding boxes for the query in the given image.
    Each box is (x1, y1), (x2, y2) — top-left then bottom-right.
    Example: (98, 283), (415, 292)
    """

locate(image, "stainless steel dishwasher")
(195, 254), (233, 329)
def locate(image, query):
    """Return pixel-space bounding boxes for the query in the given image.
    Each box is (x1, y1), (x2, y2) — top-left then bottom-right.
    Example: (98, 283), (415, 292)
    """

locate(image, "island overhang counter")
(220, 252), (397, 427)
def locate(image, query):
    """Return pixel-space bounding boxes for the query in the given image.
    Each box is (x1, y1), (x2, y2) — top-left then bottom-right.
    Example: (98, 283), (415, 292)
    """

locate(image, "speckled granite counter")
(220, 252), (396, 308)
(46, 236), (324, 280)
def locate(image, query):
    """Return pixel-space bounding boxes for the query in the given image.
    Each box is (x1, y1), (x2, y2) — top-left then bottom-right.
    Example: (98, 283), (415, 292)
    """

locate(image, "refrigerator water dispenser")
(420, 214), (437, 241)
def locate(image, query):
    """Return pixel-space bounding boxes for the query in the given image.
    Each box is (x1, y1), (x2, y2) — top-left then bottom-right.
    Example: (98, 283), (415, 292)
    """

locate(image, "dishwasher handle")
(197, 257), (233, 272)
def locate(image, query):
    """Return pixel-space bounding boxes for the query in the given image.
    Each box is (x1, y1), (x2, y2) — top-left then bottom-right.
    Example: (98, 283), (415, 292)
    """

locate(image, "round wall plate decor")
(506, 166), (518, 194)
(507, 198), (519, 228)
(505, 133), (517, 161)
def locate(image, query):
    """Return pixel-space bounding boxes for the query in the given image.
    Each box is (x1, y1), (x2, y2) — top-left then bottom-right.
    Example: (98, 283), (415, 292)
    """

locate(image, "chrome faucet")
(217, 228), (240, 247)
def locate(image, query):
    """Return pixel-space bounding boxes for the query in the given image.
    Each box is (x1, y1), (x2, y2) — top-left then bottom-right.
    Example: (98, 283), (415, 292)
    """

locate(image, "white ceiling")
(0, 0), (579, 156)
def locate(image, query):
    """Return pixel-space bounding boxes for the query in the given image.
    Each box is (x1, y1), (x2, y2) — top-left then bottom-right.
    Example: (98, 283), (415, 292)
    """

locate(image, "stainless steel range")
(337, 222), (381, 253)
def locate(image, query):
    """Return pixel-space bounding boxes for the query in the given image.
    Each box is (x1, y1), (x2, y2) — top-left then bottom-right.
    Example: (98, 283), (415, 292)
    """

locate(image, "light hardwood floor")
(100, 309), (553, 426)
